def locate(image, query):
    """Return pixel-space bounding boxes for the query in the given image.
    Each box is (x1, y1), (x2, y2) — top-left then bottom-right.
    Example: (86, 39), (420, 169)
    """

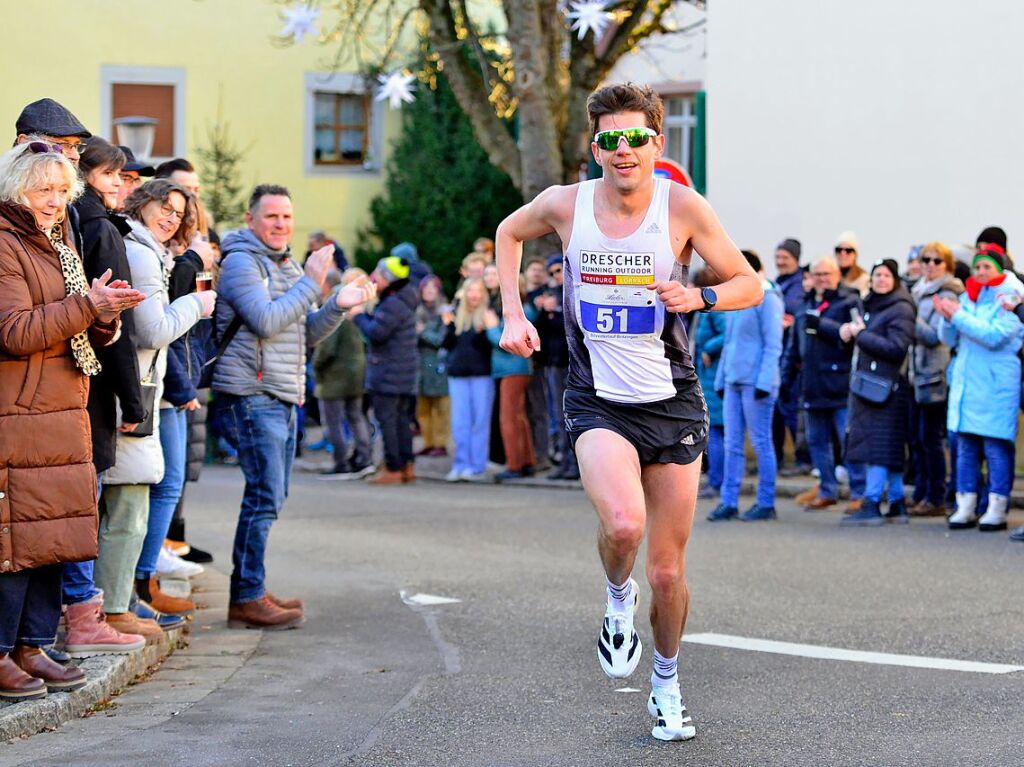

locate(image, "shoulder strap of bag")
(200, 250), (270, 372)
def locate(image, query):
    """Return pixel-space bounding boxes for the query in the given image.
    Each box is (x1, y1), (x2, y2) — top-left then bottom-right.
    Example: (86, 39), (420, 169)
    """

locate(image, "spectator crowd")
(1, 96), (1022, 706)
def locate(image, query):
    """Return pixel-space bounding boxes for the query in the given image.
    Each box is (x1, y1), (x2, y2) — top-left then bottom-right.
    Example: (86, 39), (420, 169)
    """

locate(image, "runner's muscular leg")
(641, 459), (700, 656)
(575, 429), (646, 587)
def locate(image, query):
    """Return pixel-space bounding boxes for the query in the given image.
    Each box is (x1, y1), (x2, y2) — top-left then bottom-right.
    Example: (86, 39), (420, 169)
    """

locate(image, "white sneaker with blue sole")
(597, 577), (642, 678)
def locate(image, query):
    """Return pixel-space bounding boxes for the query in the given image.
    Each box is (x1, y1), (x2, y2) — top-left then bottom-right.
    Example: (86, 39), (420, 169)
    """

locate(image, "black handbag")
(850, 369), (894, 404)
(126, 350), (160, 438)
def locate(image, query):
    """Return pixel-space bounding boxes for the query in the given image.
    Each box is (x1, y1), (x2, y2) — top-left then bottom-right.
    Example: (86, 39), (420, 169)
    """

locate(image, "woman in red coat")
(0, 142), (143, 702)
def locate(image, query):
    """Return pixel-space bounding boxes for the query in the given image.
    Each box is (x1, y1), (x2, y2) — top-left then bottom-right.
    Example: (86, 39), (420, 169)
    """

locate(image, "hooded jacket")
(104, 220), (203, 486)
(352, 278), (419, 395)
(212, 229), (346, 404)
(844, 286), (917, 469)
(715, 279), (784, 394)
(0, 201), (117, 571)
(940, 272), (1024, 441)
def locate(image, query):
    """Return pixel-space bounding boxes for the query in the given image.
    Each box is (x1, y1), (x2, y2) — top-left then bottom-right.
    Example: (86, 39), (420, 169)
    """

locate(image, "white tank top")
(563, 178), (696, 403)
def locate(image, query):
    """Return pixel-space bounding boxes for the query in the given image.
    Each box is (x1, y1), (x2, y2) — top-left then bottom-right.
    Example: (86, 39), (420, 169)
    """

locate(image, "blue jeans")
(218, 394), (296, 603)
(805, 407), (866, 499)
(63, 473), (104, 605)
(135, 407), (187, 580)
(956, 433), (1014, 496)
(706, 424), (725, 491)
(864, 465), (905, 503)
(722, 384), (778, 508)
(449, 376), (494, 474)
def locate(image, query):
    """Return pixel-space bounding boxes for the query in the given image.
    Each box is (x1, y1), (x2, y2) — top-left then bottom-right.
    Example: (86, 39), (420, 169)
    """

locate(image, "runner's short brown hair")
(587, 83), (664, 139)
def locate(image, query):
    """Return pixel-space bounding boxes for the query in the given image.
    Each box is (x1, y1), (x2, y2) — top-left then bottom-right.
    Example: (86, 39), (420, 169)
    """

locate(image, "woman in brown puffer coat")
(0, 143), (143, 703)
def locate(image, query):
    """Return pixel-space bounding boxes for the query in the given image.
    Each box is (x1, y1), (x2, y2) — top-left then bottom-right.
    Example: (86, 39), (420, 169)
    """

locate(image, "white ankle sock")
(606, 576), (633, 612)
(652, 650), (678, 688)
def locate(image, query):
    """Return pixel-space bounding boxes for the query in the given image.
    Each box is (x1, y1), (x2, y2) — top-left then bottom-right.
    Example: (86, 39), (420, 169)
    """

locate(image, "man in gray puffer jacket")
(213, 184), (375, 630)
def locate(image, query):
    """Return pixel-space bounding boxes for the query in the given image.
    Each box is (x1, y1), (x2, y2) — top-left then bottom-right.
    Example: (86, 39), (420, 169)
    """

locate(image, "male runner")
(497, 83), (762, 741)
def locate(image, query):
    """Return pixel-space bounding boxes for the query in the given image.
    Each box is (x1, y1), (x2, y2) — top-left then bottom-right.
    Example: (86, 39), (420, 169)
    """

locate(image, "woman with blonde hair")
(442, 277), (493, 481)
(0, 142), (143, 700)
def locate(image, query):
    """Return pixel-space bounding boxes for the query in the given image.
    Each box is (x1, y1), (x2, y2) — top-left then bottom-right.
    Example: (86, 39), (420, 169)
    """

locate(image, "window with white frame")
(662, 95), (697, 174)
(100, 66), (185, 162)
(304, 73), (383, 174)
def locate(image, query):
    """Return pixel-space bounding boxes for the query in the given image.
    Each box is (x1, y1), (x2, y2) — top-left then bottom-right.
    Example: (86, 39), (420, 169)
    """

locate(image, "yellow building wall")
(0, 1), (401, 256)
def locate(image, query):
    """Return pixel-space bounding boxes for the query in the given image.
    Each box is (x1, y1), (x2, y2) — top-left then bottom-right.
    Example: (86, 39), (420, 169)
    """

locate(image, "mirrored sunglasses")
(593, 127), (657, 151)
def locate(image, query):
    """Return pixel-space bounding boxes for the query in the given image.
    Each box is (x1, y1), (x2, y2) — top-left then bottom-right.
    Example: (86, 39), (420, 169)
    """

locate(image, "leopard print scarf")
(49, 224), (101, 376)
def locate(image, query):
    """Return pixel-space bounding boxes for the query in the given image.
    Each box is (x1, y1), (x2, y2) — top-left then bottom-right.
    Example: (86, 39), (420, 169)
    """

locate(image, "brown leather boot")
(139, 577), (195, 615)
(0, 652), (46, 701)
(367, 469), (404, 486)
(795, 485), (820, 506)
(105, 612), (164, 642)
(228, 596), (305, 630)
(266, 591), (304, 611)
(11, 645), (86, 692)
(401, 464), (416, 484)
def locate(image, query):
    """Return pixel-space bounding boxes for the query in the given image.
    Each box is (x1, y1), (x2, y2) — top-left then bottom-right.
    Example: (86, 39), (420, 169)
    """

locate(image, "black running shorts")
(563, 381), (709, 467)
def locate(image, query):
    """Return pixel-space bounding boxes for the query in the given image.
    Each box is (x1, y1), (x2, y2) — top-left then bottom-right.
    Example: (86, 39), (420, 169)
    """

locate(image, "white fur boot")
(947, 492), (978, 530)
(978, 493), (1009, 532)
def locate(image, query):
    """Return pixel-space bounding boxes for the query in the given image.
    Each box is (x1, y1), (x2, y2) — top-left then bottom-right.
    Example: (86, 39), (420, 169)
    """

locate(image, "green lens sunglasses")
(593, 127), (657, 151)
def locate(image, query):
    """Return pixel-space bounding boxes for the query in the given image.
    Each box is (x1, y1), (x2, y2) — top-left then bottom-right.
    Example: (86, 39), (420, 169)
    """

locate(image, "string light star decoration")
(375, 71), (417, 109)
(280, 4), (320, 43)
(567, 0), (613, 40)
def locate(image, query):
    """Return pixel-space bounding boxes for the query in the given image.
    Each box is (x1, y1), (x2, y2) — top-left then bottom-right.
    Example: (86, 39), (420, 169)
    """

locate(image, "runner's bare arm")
(496, 186), (574, 356)
(649, 187), (763, 313)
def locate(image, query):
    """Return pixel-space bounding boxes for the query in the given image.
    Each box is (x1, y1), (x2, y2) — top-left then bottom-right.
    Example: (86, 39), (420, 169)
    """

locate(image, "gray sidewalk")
(0, 567), (258, 743)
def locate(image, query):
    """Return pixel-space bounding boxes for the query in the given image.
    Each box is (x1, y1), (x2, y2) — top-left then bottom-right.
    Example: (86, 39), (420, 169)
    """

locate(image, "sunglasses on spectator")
(811, 272), (833, 277)
(27, 140), (82, 157)
(593, 127), (657, 151)
(920, 256), (943, 265)
(834, 246), (856, 254)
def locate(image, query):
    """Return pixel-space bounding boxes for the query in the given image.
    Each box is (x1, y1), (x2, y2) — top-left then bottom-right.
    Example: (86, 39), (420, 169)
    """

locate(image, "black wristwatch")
(699, 287), (718, 312)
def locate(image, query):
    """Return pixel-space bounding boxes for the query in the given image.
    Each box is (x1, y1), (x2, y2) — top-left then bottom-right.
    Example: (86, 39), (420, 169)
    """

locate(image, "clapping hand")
(304, 246), (334, 288)
(336, 274), (377, 310)
(88, 269), (145, 324)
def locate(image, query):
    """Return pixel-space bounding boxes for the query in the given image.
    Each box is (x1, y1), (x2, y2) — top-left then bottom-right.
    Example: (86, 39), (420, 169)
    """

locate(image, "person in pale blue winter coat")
(710, 251), (784, 521)
(939, 246), (1024, 533)
(692, 267), (726, 499)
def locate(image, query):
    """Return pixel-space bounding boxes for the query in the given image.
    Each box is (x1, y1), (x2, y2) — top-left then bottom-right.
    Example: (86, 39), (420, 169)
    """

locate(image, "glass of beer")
(196, 271), (214, 292)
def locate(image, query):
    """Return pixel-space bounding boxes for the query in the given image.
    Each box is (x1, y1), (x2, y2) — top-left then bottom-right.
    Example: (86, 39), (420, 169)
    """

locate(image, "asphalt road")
(4, 465), (1023, 767)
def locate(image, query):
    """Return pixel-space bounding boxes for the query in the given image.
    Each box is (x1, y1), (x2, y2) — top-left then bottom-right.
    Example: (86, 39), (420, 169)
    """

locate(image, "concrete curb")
(0, 568), (245, 743)
(0, 627), (183, 742)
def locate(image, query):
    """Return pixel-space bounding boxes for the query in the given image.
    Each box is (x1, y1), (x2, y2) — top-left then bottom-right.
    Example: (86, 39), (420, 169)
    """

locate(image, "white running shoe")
(597, 577), (642, 678)
(444, 469), (465, 482)
(648, 684), (696, 741)
(156, 546), (204, 579)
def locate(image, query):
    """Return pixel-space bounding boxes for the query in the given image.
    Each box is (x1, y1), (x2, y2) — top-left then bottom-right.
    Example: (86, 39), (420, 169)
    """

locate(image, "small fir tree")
(195, 100), (250, 228)
(355, 71), (522, 290)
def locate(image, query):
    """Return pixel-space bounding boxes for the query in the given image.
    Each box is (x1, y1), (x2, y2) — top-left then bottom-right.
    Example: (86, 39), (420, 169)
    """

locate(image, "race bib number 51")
(577, 250), (658, 340)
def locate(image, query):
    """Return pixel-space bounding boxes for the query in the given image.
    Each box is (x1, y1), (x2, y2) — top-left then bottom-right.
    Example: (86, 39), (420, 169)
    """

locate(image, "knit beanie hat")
(973, 244), (1007, 273)
(376, 256), (410, 282)
(546, 254), (563, 268)
(975, 226), (1007, 252)
(836, 231), (860, 252)
(871, 258), (900, 282)
(390, 241), (419, 263)
(776, 238), (802, 261)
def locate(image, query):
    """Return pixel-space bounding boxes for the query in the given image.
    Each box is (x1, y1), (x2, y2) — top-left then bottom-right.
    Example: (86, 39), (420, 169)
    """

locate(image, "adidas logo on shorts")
(680, 433), (695, 446)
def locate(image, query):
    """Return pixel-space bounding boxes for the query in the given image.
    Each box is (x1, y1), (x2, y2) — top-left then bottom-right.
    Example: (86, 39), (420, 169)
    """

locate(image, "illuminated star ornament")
(567, 0), (613, 40)
(375, 71), (417, 109)
(281, 3), (320, 43)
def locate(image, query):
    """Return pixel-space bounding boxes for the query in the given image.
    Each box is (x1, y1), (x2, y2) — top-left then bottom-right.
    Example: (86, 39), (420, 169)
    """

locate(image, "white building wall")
(609, 3), (707, 89)
(707, 1), (1024, 268)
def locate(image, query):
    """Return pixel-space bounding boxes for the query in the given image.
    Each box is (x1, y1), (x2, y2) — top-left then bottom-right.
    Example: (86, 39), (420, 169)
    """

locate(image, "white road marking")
(682, 633), (1024, 675)
(399, 591), (461, 607)
(614, 687), (642, 694)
